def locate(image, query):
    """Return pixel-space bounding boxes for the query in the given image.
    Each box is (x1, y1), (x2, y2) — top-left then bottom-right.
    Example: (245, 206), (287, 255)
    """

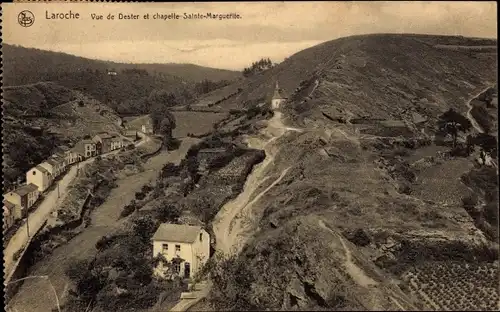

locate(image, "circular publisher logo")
(18, 10), (35, 27)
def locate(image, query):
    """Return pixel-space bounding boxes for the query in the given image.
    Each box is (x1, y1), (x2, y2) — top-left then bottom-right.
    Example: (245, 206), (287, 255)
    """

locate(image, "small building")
(66, 149), (80, 165)
(142, 124), (154, 134)
(42, 158), (64, 178)
(26, 165), (52, 192)
(3, 200), (21, 229)
(93, 133), (114, 153)
(50, 153), (67, 173)
(124, 130), (139, 141)
(152, 224), (210, 279)
(3, 183), (40, 218)
(110, 136), (124, 151)
(73, 139), (98, 158)
(271, 81), (288, 110)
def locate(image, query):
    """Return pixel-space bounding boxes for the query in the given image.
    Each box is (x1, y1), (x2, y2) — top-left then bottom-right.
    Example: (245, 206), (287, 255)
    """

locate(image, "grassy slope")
(209, 34), (498, 310)
(2, 82), (123, 190)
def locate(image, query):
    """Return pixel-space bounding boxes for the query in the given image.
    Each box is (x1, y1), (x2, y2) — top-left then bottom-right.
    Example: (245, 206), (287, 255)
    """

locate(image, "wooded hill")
(2, 44), (240, 115)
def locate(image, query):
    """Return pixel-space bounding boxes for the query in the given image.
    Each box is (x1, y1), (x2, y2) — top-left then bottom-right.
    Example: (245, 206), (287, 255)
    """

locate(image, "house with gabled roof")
(110, 135), (124, 151)
(42, 157), (65, 178)
(57, 145), (80, 165)
(4, 183), (40, 218)
(93, 132), (114, 153)
(124, 130), (139, 141)
(73, 139), (98, 158)
(50, 152), (67, 172)
(27, 164), (53, 192)
(3, 199), (21, 229)
(152, 223), (210, 279)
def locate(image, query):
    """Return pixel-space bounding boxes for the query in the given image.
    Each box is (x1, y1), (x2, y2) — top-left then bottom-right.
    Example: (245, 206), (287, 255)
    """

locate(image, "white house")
(41, 158), (65, 178)
(110, 136), (124, 150)
(27, 165), (52, 192)
(152, 224), (210, 279)
(271, 81), (287, 110)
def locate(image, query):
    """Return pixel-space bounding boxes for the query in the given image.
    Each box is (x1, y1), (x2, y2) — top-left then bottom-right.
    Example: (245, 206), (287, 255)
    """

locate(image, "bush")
(141, 184), (153, 194)
(78, 100), (84, 107)
(135, 191), (146, 201)
(165, 137), (181, 150)
(120, 203), (136, 218)
(449, 144), (471, 157)
(161, 163), (180, 178)
(156, 203), (181, 223)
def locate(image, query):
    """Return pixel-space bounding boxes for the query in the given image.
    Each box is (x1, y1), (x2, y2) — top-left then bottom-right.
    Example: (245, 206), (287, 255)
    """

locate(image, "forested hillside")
(2, 44), (239, 115)
(2, 82), (123, 190)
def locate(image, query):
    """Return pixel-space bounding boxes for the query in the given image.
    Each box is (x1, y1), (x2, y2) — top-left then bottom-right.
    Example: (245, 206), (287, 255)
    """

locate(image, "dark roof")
(152, 224), (203, 243)
(70, 142), (86, 155)
(12, 183), (38, 196)
(94, 133), (113, 139)
(35, 165), (50, 174)
(46, 158), (59, 166)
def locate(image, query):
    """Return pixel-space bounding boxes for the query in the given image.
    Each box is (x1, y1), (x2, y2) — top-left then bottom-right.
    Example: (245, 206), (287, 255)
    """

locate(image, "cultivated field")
(401, 261), (499, 311)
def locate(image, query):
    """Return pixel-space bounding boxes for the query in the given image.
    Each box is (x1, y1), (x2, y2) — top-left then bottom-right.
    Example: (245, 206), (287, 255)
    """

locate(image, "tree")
(156, 203), (182, 223)
(132, 216), (157, 243)
(151, 108), (176, 144)
(437, 108), (472, 147)
(242, 58), (274, 77)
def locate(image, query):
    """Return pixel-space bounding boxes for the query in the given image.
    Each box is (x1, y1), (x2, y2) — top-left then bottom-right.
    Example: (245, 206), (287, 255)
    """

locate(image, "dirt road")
(465, 86), (494, 134)
(212, 111), (298, 256)
(6, 138), (199, 312)
(4, 135), (149, 282)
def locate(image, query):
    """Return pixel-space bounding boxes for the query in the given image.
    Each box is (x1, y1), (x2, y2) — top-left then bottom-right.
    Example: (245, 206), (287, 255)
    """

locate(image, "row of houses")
(3, 131), (139, 231)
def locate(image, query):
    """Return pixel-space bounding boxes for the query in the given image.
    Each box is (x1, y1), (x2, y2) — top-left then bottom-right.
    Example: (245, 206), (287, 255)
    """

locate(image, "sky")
(2, 1), (497, 70)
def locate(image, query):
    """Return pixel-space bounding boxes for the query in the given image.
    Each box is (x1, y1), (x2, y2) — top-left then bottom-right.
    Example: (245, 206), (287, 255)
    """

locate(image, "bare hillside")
(206, 34), (498, 311)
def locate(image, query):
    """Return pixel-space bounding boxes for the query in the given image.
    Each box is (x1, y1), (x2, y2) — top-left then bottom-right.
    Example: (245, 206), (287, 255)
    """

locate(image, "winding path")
(212, 111), (297, 256)
(171, 112), (299, 311)
(465, 86), (494, 134)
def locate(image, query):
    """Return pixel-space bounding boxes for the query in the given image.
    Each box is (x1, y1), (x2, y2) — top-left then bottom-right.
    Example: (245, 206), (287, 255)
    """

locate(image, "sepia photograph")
(1, 1), (498, 311)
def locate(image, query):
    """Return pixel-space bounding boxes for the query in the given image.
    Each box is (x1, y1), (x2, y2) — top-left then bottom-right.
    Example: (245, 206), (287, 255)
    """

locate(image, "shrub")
(135, 191), (146, 201)
(78, 100), (84, 107)
(161, 163), (180, 178)
(156, 203), (181, 223)
(165, 137), (181, 150)
(120, 203), (136, 218)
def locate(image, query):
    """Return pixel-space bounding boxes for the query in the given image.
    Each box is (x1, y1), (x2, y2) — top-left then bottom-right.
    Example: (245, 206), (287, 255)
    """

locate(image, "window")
(174, 262), (181, 273)
(33, 171), (36, 175)
(199, 233), (203, 242)
(162, 243), (168, 252)
(175, 244), (181, 252)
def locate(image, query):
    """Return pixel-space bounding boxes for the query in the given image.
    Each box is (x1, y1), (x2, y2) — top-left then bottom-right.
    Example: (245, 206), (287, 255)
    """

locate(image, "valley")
(3, 31), (498, 312)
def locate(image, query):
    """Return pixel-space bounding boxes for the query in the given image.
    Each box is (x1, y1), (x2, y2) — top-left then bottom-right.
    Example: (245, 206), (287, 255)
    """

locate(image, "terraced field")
(401, 261), (499, 311)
